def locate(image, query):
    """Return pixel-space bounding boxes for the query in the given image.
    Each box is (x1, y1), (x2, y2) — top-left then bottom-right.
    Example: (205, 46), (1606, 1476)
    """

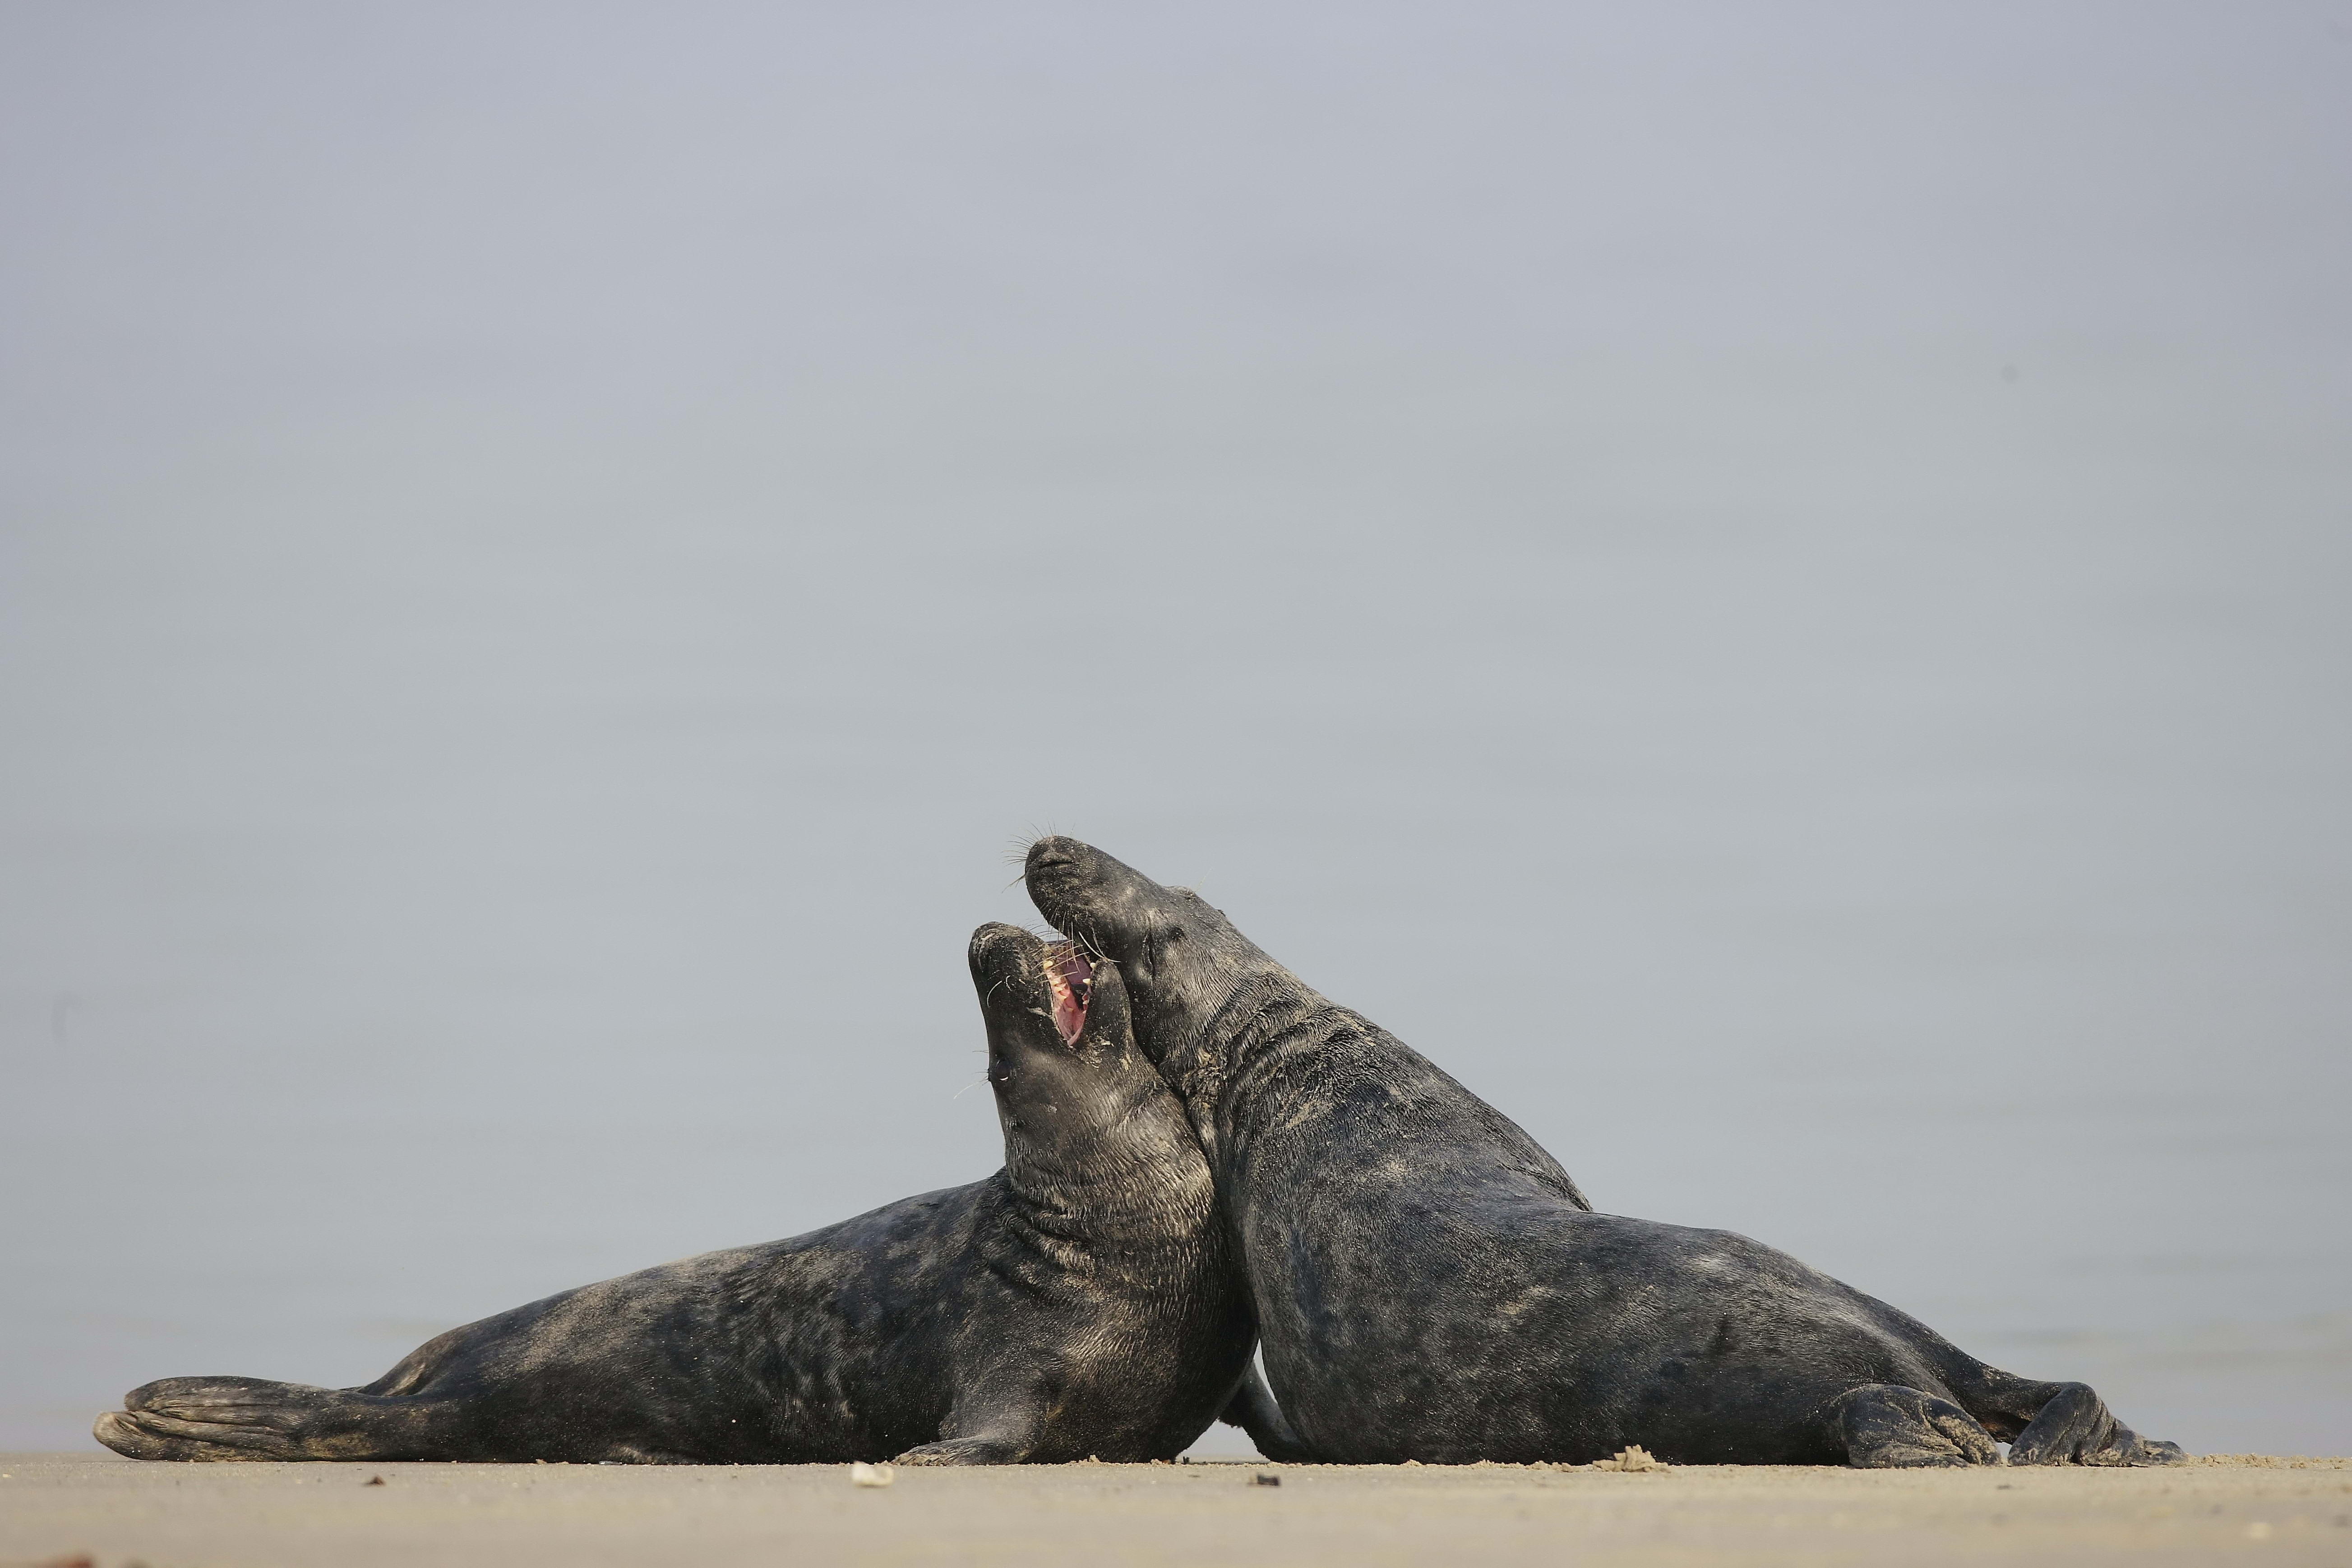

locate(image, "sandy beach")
(3, 1452), (2346, 1568)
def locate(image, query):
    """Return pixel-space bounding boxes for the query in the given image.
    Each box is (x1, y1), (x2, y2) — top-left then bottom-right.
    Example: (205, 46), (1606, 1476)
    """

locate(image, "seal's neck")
(999, 1083), (1216, 1247)
(1144, 963), (1329, 1159)
(1149, 955), (1597, 1213)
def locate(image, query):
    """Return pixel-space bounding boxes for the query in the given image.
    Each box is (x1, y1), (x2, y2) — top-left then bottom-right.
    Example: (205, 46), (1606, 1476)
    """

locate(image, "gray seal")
(94, 924), (1256, 1464)
(1026, 836), (2185, 1468)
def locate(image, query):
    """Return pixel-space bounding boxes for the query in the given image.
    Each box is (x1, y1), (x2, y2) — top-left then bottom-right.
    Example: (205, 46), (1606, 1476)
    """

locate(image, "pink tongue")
(1047, 946), (1091, 1045)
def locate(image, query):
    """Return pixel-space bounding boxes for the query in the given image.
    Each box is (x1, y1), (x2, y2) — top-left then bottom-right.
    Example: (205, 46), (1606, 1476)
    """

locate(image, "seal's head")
(1021, 837), (1275, 1069)
(967, 921), (1159, 1155)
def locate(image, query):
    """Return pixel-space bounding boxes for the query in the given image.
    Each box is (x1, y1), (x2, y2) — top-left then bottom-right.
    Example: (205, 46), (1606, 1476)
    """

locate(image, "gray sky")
(3, 3), (2347, 1454)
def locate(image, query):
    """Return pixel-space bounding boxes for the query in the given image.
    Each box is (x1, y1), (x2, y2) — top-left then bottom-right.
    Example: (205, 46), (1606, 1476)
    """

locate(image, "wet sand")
(2, 1452), (2347, 1567)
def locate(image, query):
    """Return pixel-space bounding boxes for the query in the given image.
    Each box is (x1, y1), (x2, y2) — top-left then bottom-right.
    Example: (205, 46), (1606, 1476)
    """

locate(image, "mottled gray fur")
(1026, 836), (2185, 1468)
(94, 925), (1256, 1464)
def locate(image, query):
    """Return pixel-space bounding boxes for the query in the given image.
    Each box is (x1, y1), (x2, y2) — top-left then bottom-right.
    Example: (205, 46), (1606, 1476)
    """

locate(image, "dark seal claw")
(94, 924), (1255, 1465)
(1026, 835), (2187, 1469)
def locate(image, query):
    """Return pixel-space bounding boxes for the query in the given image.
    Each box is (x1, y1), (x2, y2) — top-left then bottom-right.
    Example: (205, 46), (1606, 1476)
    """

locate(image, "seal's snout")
(1025, 836), (1082, 881)
(1030, 832), (1081, 870)
(1024, 835), (1113, 935)
(968, 922), (1091, 1046)
(967, 923), (1040, 1009)
(968, 922), (1030, 975)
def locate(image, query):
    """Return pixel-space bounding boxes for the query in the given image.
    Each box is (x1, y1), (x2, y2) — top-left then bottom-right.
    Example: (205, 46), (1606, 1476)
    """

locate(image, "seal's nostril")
(1026, 837), (1080, 873)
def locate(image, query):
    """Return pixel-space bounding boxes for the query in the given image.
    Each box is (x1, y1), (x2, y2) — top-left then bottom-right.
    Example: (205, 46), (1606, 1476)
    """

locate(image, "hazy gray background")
(4, 2), (2347, 1457)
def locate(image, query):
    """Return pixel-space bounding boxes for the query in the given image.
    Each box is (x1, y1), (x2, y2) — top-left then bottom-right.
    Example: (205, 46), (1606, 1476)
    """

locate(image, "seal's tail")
(95, 1376), (445, 1462)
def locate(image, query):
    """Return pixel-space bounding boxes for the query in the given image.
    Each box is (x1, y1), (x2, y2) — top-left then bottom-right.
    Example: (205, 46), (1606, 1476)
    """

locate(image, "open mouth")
(1042, 941), (1092, 1045)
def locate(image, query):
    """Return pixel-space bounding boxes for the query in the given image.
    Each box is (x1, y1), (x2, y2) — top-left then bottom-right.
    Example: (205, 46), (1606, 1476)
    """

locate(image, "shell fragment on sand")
(1591, 1446), (1663, 1472)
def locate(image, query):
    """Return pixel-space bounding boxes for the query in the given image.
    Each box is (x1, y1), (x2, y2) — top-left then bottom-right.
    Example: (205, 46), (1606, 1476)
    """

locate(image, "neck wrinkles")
(1161, 965), (1317, 1111)
(1000, 1090), (1215, 1242)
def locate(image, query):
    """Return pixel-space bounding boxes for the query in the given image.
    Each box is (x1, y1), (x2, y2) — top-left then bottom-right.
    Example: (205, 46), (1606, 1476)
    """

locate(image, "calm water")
(5, 346), (2345, 1455)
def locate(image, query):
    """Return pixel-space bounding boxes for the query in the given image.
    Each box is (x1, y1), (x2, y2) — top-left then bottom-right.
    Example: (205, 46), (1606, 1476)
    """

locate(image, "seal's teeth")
(1042, 942), (1090, 1046)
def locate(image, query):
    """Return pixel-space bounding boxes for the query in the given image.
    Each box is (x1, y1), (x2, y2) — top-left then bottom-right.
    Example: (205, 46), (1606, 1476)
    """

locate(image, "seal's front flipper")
(1219, 1362), (1312, 1462)
(95, 1376), (440, 1462)
(894, 1435), (1029, 1465)
(1833, 1384), (2000, 1468)
(2007, 1383), (2187, 1466)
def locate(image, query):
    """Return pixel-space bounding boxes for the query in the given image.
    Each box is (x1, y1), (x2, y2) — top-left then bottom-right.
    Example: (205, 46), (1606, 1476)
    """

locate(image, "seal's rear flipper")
(95, 1406), (283, 1462)
(1936, 1361), (2191, 1466)
(95, 1376), (440, 1462)
(2007, 1382), (2188, 1466)
(1219, 1363), (1312, 1462)
(1834, 1384), (2000, 1468)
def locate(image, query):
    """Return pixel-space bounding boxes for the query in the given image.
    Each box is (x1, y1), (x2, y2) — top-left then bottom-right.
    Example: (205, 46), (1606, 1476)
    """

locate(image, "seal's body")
(96, 926), (1255, 1464)
(1026, 836), (2184, 1469)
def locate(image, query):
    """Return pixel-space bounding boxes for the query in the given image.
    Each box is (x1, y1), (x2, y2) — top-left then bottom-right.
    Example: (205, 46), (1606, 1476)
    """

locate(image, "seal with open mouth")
(1026, 835), (2186, 1469)
(93, 925), (1256, 1464)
